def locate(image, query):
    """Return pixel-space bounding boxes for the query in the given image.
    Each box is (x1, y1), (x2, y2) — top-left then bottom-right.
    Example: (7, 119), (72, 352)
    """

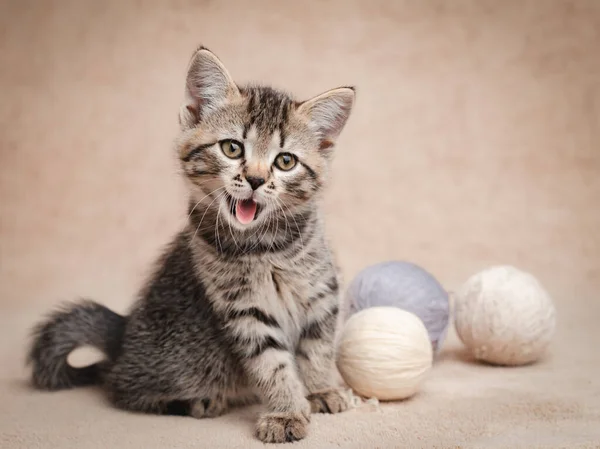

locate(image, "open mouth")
(226, 195), (262, 225)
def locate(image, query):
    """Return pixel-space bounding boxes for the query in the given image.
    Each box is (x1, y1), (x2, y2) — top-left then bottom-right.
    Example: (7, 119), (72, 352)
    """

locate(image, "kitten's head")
(177, 47), (354, 230)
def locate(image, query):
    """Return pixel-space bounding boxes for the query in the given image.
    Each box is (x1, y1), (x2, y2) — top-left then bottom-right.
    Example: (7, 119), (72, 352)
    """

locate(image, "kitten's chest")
(252, 263), (314, 343)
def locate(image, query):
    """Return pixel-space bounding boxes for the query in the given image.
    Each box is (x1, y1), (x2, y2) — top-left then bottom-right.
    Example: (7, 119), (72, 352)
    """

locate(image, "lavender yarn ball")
(345, 261), (450, 354)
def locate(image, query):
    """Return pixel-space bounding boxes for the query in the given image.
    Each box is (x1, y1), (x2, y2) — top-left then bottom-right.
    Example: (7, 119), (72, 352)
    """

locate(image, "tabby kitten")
(28, 46), (355, 443)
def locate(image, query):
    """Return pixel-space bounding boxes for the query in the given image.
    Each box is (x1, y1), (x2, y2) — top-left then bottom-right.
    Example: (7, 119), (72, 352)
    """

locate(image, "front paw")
(256, 410), (310, 443)
(307, 389), (351, 414)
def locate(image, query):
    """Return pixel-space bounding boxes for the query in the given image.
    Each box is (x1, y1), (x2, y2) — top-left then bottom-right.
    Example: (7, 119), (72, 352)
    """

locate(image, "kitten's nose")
(246, 176), (265, 190)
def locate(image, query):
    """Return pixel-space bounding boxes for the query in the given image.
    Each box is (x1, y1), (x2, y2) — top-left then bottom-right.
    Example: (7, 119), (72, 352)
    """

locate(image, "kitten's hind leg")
(189, 394), (228, 419)
(111, 390), (171, 415)
(190, 386), (260, 418)
(111, 391), (228, 418)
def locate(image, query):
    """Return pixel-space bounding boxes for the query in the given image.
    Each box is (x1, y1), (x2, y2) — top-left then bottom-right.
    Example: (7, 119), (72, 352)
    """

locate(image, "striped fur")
(27, 46), (355, 444)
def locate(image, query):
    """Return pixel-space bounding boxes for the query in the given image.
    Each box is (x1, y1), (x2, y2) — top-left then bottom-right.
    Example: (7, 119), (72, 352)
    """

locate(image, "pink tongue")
(236, 199), (257, 224)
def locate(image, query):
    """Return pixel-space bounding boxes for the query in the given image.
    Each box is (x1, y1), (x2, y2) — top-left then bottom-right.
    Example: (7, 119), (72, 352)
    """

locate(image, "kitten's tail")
(27, 299), (127, 390)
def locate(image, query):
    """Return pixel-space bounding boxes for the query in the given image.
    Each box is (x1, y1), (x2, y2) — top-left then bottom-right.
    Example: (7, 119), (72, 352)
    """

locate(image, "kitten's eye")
(274, 153), (297, 171)
(220, 140), (244, 159)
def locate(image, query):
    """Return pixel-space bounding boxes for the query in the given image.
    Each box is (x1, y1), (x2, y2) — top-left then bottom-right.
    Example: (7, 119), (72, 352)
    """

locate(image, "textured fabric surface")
(1, 1), (599, 448)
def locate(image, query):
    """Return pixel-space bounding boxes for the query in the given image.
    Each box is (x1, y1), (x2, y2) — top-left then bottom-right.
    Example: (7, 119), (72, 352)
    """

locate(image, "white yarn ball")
(336, 307), (433, 401)
(454, 265), (556, 366)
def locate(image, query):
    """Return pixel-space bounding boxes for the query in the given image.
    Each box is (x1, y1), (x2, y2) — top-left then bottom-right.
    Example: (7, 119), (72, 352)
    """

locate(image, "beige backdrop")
(1, 1), (599, 448)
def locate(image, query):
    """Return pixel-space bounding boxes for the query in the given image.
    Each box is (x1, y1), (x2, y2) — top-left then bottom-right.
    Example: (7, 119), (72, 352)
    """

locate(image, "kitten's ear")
(179, 47), (240, 130)
(297, 87), (355, 150)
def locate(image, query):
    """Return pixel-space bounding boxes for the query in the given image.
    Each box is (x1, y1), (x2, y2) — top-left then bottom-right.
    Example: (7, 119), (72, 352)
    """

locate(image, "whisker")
(215, 201), (224, 254)
(267, 198), (280, 252)
(279, 199), (305, 259)
(273, 197), (290, 243)
(245, 215), (267, 254)
(186, 183), (225, 222)
(263, 203), (276, 252)
(226, 198), (240, 250)
(187, 200), (202, 221)
(261, 206), (275, 251)
(190, 188), (227, 247)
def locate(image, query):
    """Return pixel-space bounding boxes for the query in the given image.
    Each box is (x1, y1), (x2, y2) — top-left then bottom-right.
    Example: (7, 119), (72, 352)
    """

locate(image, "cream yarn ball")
(454, 265), (556, 366)
(336, 307), (433, 401)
